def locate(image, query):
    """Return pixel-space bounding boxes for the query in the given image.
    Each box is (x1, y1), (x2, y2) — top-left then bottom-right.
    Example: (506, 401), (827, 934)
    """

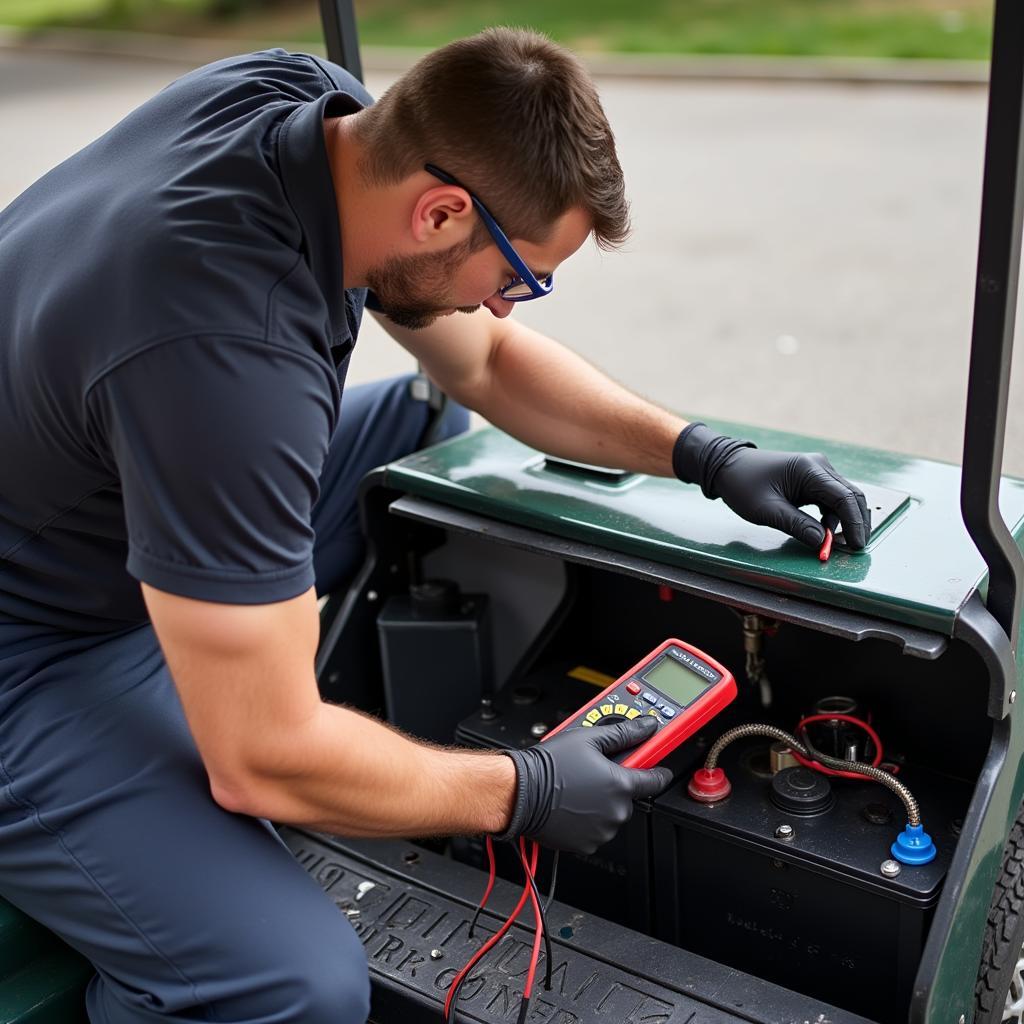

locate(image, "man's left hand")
(673, 423), (871, 550)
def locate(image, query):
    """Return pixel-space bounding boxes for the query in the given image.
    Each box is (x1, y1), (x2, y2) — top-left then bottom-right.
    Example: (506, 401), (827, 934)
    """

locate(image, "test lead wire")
(467, 836), (496, 939)
(515, 839), (551, 1024)
(544, 851), (560, 913)
(443, 842), (539, 1023)
(517, 840), (553, 991)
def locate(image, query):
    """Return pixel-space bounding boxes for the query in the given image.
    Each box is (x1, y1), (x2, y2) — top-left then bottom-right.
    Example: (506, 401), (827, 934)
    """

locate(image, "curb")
(0, 25), (990, 87)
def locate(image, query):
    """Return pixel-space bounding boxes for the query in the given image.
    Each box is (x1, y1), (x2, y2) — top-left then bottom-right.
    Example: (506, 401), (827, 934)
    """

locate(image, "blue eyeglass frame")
(424, 163), (554, 302)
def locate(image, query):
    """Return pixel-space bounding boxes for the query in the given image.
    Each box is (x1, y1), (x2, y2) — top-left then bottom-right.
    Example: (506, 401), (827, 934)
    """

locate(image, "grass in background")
(353, 0), (994, 60)
(0, 0), (212, 30)
(0, 0), (995, 60)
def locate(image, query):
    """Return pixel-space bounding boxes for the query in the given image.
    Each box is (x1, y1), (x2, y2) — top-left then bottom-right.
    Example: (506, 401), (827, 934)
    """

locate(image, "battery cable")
(791, 712), (884, 780)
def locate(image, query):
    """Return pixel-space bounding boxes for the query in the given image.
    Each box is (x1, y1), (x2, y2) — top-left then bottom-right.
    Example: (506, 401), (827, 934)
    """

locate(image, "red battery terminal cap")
(687, 767), (732, 803)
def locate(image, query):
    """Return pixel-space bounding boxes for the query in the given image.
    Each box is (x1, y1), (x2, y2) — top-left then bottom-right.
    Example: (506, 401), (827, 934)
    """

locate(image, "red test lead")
(818, 530), (834, 562)
(818, 513), (841, 562)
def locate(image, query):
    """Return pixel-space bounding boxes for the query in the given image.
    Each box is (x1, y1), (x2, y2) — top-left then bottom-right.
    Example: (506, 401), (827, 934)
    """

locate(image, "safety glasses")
(424, 164), (554, 302)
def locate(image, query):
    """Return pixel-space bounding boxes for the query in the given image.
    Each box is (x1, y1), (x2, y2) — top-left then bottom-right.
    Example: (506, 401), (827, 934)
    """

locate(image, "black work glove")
(497, 716), (673, 855)
(672, 422), (871, 550)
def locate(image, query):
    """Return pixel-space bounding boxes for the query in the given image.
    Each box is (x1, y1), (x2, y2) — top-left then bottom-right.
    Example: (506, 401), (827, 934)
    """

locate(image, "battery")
(651, 738), (968, 1023)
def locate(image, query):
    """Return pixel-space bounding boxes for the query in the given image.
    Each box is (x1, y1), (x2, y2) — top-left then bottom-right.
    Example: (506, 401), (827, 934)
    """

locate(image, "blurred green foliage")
(0, 0), (264, 30)
(351, 0), (994, 60)
(0, 0), (995, 60)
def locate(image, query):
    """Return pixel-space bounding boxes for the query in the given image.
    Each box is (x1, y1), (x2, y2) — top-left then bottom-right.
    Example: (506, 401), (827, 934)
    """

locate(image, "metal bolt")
(430, 949), (444, 960)
(880, 859), (902, 878)
(530, 722), (549, 738)
(1011, 690), (1017, 704)
(366, 590), (378, 603)
(775, 824), (794, 840)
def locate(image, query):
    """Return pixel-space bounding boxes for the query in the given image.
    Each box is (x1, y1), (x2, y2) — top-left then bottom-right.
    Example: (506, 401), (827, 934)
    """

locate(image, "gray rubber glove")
(672, 422), (871, 550)
(497, 716), (674, 855)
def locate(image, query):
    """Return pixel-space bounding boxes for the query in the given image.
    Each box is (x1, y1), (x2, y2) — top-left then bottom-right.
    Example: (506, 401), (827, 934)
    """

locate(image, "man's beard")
(366, 238), (481, 330)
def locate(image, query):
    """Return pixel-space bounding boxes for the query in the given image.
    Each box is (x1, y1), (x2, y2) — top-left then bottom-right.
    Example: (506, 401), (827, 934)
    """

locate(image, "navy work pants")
(0, 376), (468, 1023)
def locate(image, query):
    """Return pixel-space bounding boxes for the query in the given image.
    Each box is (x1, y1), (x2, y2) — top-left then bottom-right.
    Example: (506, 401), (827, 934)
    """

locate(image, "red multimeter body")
(541, 638), (737, 769)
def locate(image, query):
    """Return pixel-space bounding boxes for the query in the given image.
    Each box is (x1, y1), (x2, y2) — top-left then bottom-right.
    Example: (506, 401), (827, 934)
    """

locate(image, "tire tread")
(976, 808), (1024, 1020)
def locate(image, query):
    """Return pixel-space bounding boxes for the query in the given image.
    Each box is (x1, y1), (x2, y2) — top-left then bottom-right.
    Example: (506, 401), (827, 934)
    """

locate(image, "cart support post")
(318, 0), (363, 81)
(961, 0), (1024, 662)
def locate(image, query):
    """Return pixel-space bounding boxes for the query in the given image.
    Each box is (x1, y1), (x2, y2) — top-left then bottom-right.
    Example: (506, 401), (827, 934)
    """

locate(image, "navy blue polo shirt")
(0, 50), (373, 633)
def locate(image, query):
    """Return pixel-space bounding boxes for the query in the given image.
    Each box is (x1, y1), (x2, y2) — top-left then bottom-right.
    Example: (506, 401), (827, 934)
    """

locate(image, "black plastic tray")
(280, 827), (877, 1024)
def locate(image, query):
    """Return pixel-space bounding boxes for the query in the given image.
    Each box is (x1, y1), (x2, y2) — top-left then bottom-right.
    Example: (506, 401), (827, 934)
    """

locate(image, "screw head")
(530, 722), (549, 738)
(367, 590), (379, 602)
(430, 948), (444, 960)
(880, 859), (902, 878)
(1011, 690), (1017, 704)
(775, 824), (794, 840)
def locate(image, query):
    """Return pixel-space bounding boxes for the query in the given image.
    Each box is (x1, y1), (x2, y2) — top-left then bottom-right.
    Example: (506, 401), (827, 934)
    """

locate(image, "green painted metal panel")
(0, 904), (47, 980)
(0, 951), (90, 1023)
(0, 901), (88, 1023)
(923, 618), (1024, 1024)
(386, 420), (1024, 635)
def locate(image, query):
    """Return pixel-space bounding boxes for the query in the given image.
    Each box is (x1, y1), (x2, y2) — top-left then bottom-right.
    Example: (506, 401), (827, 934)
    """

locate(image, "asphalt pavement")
(2, 47), (1021, 477)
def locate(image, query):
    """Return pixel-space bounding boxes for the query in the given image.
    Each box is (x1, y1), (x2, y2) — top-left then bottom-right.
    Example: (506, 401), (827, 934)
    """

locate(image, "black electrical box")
(377, 580), (492, 744)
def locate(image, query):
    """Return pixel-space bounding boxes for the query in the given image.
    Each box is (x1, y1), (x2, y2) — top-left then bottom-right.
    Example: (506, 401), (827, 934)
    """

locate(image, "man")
(0, 29), (869, 1023)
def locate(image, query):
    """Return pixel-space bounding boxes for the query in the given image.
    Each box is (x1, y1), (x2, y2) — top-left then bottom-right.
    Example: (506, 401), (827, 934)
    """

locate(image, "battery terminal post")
(891, 823), (937, 865)
(687, 766), (732, 803)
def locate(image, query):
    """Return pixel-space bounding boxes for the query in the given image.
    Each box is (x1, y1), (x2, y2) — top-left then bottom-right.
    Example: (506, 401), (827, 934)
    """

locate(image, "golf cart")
(1, 1), (1022, 1022)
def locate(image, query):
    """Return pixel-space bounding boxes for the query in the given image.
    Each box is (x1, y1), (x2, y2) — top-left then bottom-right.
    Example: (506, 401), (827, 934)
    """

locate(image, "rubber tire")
(976, 803), (1024, 1022)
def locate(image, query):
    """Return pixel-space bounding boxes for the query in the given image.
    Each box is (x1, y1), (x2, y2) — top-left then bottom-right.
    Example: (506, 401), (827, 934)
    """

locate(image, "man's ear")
(410, 185), (474, 244)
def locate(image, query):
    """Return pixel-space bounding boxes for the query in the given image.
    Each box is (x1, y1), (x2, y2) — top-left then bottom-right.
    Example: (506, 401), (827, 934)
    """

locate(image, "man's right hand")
(499, 716), (673, 854)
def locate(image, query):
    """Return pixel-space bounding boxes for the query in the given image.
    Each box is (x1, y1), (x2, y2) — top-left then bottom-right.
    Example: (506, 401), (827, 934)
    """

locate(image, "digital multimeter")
(542, 639), (737, 768)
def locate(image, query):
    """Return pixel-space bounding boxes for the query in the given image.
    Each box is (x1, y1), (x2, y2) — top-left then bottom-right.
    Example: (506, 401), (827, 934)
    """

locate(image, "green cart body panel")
(386, 421), (1024, 1024)
(933, 613), (1024, 1024)
(386, 421), (1024, 637)
(0, 900), (89, 1023)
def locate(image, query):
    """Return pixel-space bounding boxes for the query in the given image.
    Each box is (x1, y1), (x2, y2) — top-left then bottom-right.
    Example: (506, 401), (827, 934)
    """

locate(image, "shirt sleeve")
(86, 335), (338, 604)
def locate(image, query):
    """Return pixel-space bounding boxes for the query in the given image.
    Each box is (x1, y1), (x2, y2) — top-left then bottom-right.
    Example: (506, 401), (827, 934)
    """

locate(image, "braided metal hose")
(704, 723), (921, 826)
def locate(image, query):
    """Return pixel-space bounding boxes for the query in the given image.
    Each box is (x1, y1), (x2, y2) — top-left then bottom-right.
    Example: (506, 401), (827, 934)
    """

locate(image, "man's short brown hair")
(352, 27), (630, 250)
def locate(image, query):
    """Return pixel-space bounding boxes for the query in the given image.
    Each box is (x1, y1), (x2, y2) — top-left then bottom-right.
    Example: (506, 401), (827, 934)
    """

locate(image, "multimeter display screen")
(641, 656), (712, 705)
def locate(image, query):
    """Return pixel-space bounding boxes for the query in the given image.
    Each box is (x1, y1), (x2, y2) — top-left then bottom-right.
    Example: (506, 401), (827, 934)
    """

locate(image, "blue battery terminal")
(891, 823), (937, 865)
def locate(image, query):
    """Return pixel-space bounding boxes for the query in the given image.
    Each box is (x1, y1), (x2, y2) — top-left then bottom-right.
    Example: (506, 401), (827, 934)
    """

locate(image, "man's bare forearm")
(144, 585), (516, 839)
(474, 319), (686, 476)
(220, 700), (517, 837)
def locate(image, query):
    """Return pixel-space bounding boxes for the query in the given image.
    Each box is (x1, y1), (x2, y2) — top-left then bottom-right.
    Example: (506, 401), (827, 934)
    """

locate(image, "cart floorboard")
(281, 828), (875, 1024)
